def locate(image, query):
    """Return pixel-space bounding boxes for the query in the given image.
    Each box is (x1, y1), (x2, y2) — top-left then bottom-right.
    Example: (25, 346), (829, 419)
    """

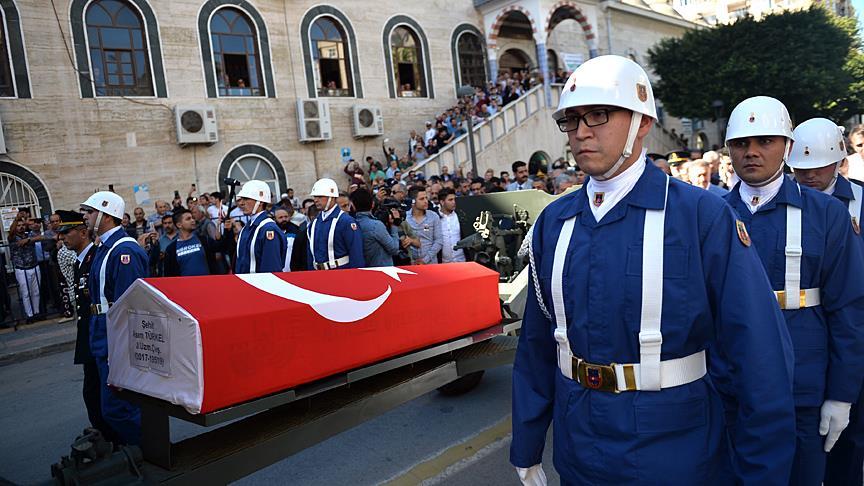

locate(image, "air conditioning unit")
(297, 99), (332, 142)
(175, 105), (218, 145)
(352, 104), (384, 138)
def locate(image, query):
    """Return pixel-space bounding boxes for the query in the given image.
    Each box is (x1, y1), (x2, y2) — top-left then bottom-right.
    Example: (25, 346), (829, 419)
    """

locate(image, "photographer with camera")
(350, 188), (403, 267)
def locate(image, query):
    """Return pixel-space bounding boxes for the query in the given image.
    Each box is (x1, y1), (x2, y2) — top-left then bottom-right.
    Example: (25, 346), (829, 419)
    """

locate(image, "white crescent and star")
(234, 267), (417, 323)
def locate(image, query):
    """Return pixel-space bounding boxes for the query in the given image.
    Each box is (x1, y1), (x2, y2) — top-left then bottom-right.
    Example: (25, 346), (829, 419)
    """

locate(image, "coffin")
(106, 263), (502, 414)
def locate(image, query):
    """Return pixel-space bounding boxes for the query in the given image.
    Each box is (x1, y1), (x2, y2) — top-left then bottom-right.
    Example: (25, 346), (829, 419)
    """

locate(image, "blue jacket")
(832, 176), (864, 246)
(512, 162), (796, 484)
(306, 206), (365, 270)
(724, 177), (864, 406)
(88, 226), (149, 358)
(355, 212), (400, 267)
(234, 212), (286, 274)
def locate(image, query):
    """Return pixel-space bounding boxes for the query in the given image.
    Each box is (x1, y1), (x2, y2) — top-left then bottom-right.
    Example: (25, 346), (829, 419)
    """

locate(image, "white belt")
(563, 350), (707, 392)
(774, 288), (821, 309)
(314, 255), (350, 270)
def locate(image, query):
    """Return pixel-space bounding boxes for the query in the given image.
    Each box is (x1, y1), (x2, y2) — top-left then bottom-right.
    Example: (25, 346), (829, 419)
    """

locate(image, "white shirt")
(424, 127), (437, 145)
(208, 203), (228, 223)
(586, 150), (647, 222)
(76, 242), (94, 265)
(847, 153), (864, 182)
(440, 211), (466, 263)
(738, 173), (785, 214)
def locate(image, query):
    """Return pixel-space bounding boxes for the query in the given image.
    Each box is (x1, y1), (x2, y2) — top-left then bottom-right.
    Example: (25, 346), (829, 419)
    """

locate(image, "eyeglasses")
(556, 108), (622, 133)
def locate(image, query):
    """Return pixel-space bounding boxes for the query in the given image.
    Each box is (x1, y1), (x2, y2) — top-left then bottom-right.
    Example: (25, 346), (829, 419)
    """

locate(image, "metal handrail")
(411, 84), (551, 175)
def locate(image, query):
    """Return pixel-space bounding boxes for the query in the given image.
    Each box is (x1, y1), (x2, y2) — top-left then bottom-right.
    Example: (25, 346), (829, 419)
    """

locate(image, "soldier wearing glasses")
(510, 56), (797, 485)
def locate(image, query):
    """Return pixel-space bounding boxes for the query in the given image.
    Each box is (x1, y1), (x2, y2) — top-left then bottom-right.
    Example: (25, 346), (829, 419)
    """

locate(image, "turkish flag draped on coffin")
(106, 263), (502, 414)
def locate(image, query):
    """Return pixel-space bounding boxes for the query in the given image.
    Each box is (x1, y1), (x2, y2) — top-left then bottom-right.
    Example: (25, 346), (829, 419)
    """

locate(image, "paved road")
(0, 350), (560, 485)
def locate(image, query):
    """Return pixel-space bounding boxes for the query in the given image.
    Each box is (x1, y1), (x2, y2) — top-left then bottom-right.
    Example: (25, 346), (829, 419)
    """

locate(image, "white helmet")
(787, 118), (847, 170)
(310, 178), (339, 198)
(725, 96), (794, 142)
(554, 55), (657, 121)
(555, 55), (656, 181)
(81, 191), (125, 219)
(237, 180), (271, 204)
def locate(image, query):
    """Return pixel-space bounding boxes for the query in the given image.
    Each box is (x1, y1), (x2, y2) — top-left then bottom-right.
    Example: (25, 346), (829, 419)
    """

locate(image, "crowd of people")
(353, 70), (547, 182)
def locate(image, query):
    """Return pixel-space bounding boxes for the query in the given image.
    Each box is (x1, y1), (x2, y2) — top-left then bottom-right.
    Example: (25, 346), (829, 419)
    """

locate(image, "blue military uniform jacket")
(88, 226), (149, 358)
(724, 177), (864, 406)
(511, 161), (796, 484)
(306, 206), (365, 270)
(234, 212), (286, 274)
(832, 176), (864, 245)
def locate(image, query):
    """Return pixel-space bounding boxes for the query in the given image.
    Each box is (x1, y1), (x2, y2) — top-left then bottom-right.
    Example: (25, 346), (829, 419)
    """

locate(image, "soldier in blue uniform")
(81, 191), (149, 445)
(233, 180), (286, 274)
(722, 98), (864, 486)
(784, 117), (864, 486)
(511, 56), (796, 486)
(306, 178), (365, 270)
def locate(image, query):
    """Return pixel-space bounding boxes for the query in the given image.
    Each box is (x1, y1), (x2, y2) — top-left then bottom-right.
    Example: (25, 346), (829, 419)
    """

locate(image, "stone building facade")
(0, 0), (705, 240)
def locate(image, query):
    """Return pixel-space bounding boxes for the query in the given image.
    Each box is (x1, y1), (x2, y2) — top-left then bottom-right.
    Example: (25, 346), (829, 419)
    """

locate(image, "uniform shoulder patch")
(120, 254), (130, 264)
(351, 222), (358, 231)
(266, 230), (275, 240)
(735, 220), (751, 247)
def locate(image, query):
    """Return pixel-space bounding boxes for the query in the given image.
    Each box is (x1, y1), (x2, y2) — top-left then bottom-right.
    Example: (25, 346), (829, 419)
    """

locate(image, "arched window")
(210, 8), (263, 97)
(228, 156), (279, 201)
(390, 26), (426, 98)
(311, 17), (353, 97)
(456, 32), (485, 88)
(0, 16), (14, 97)
(85, 0), (153, 96)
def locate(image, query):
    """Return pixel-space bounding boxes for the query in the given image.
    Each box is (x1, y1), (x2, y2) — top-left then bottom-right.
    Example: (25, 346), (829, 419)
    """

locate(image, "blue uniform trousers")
(95, 355), (141, 445)
(791, 407), (826, 486)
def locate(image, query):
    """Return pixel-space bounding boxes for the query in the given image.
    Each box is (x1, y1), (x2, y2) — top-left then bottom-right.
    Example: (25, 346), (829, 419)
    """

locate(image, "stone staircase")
(413, 84), (682, 176)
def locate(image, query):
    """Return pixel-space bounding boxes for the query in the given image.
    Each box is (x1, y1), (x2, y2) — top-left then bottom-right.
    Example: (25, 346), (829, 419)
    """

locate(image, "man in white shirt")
(438, 188), (465, 263)
(424, 121), (437, 146)
(846, 124), (864, 182)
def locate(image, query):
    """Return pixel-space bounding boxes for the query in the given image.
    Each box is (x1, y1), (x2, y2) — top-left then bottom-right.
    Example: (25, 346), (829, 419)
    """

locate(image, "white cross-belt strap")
(638, 178), (669, 391)
(309, 210), (344, 265)
(327, 211), (344, 263)
(248, 217), (276, 273)
(784, 184), (803, 310)
(849, 183), (862, 227)
(551, 217), (577, 379)
(549, 176), (705, 391)
(97, 236), (138, 314)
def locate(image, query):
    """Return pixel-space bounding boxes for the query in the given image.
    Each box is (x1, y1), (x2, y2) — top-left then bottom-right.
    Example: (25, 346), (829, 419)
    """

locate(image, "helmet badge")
(259, 191), (264, 197)
(569, 82), (576, 92)
(748, 113), (756, 123)
(636, 83), (647, 102)
(804, 147), (810, 156)
(101, 201), (108, 207)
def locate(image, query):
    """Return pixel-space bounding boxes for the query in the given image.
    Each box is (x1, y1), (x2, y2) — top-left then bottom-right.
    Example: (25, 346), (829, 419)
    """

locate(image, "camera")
(223, 177), (241, 187)
(374, 198), (405, 227)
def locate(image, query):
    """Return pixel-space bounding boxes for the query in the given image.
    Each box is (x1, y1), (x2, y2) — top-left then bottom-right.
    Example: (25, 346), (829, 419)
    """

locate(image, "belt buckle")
(577, 360), (619, 393)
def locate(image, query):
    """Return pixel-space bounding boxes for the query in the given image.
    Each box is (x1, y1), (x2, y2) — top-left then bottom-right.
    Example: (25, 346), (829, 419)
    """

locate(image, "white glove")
(819, 400), (852, 452)
(516, 464), (547, 486)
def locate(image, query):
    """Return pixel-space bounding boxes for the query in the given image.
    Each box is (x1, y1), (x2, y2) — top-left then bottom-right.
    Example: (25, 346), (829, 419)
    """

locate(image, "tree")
(647, 7), (864, 125)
